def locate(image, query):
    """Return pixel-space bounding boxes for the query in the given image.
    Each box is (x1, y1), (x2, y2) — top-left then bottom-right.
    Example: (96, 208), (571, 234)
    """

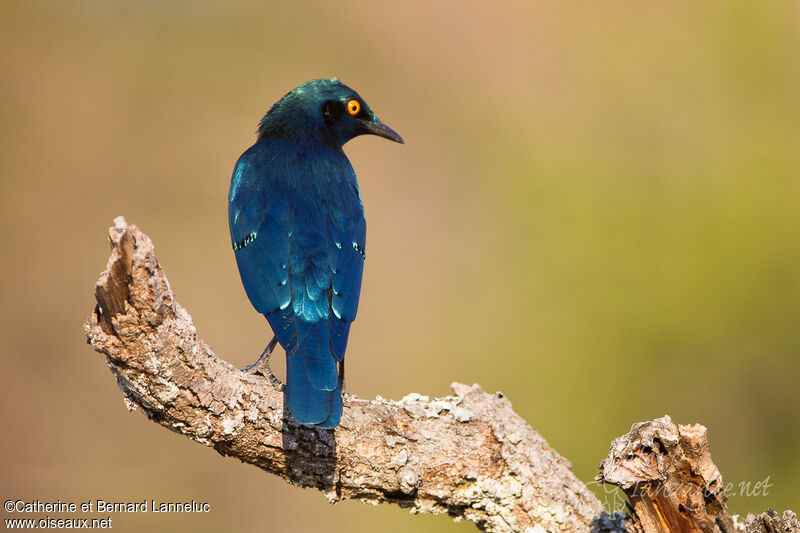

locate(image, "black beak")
(363, 119), (404, 144)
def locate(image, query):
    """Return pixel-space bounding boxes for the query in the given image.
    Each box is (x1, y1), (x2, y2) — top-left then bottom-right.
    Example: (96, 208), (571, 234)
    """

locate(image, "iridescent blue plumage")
(229, 79), (402, 428)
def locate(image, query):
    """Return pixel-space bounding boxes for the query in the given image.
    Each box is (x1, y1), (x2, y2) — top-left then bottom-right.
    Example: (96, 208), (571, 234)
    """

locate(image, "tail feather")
(302, 322), (338, 391)
(316, 384), (343, 429)
(285, 324), (341, 427)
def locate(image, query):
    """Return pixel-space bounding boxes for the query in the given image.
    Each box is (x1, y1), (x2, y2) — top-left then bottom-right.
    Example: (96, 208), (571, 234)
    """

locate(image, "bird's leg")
(339, 359), (352, 399)
(242, 336), (278, 374)
(242, 336), (285, 391)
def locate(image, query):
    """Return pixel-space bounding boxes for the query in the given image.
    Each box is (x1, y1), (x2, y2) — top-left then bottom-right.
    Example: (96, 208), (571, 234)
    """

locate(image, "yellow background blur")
(2, 1), (798, 531)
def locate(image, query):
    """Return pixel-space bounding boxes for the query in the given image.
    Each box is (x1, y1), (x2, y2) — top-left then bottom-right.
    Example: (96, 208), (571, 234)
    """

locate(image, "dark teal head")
(257, 78), (403, 147)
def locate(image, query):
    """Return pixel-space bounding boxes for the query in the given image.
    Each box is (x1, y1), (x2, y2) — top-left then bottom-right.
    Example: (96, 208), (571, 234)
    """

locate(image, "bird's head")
(257, 78), (404, 147)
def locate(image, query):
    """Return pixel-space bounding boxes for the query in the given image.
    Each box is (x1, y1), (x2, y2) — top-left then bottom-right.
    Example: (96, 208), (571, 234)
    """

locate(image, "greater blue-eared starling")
(228, 78), (403, 428)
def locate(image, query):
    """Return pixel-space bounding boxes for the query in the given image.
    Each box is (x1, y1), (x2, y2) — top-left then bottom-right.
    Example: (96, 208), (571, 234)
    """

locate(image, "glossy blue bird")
(229, 78), (403, 428)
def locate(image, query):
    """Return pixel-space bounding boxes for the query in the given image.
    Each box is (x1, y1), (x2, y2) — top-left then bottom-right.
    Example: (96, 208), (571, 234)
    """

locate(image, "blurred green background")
(1, 1), (798, 531)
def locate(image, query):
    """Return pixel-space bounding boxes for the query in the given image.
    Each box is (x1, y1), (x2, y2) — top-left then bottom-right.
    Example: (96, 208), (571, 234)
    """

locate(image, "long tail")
(284, 321), (342, 428)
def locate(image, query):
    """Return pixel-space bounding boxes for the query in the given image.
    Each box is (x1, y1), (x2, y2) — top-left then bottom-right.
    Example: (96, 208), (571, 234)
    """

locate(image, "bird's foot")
(242, 337), (285, 392)
(265, 372), (285, 392)
(243, 357), (285, 392)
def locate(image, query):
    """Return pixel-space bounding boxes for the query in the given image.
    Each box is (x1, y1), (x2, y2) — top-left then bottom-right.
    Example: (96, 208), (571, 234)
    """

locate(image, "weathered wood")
(597, 415), (734, 533)
(745, 509), (800, 533)
(597, 416), (799, 533)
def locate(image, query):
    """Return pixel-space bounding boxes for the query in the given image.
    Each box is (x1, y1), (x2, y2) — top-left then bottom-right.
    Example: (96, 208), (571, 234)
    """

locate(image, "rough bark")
(597, 416), (798, 533)
(84, 217), (605, 533)
(597, 415), (733, 533)
(744, 509), (800, 533)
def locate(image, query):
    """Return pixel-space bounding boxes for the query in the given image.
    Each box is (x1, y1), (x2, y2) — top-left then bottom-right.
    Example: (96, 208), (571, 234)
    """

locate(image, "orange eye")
(346, 99), (361, 116)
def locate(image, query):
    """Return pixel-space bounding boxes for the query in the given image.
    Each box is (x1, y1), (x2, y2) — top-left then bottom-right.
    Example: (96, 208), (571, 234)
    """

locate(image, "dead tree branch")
(598, 415), (733, 533)
(85, 217), (797, 533)
(84, 217), (605, 532)
(597, 416), (798, 533)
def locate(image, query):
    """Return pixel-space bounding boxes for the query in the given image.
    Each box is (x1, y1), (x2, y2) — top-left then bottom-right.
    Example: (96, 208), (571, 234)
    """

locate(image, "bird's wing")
(281, 179), (367, 361)
(228, 154), (292, 317)
(326, 204), (366, 360)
